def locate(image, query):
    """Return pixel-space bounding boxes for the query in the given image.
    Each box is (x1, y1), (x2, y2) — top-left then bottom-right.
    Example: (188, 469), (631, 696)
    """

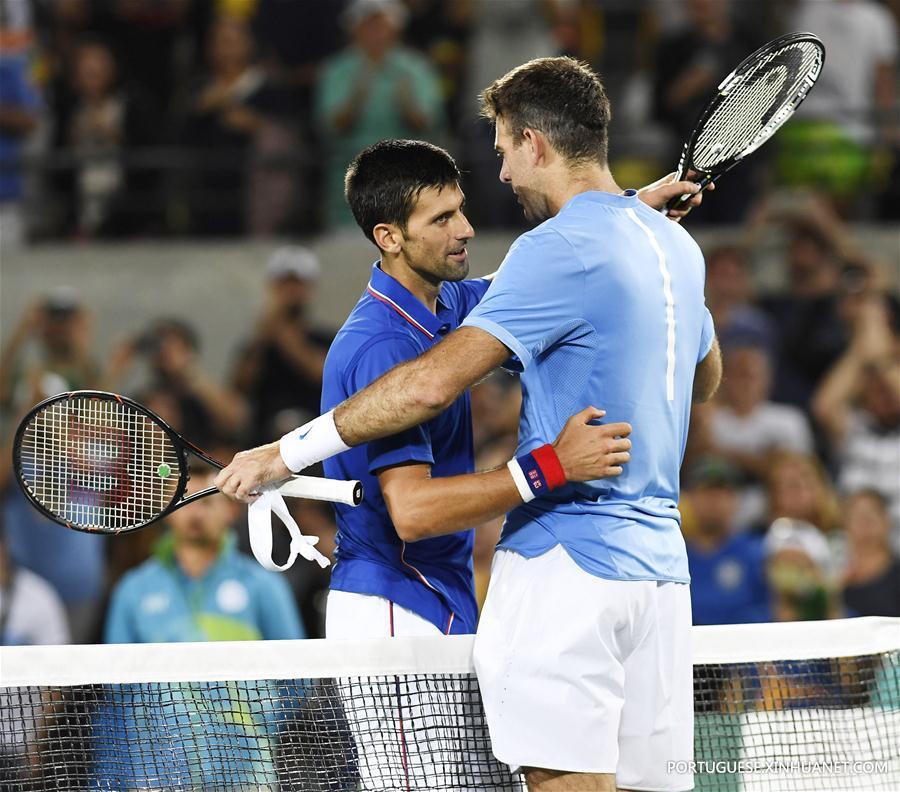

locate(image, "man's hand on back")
(552, 406), (633, 481)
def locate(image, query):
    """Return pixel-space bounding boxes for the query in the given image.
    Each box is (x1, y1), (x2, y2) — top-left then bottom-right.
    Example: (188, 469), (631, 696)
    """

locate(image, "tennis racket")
(12, 390), (363, 535)
(666, 31), (825, 212)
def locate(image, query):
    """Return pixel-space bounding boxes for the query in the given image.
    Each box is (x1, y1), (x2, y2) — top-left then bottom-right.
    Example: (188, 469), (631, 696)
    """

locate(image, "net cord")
(2, 617), (897, 689)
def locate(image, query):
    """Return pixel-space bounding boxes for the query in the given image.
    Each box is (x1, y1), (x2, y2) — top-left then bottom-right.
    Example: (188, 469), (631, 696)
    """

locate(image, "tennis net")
(1, 617), (897, 791)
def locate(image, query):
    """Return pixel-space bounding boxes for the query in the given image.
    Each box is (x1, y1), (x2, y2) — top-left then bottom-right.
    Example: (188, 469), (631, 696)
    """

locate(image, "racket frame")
(17, 390), (244, 535)
(669, 31), (825, 209)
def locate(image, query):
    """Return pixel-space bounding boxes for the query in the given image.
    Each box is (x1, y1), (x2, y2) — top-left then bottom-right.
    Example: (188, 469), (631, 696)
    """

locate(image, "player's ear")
(522, 127), (547, 166)
(372, 223), (402, 256)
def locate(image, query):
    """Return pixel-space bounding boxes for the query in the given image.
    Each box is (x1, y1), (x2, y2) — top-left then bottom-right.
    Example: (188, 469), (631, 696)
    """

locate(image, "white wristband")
(506, 458), (536, 503)
(279, 410), (351, 473)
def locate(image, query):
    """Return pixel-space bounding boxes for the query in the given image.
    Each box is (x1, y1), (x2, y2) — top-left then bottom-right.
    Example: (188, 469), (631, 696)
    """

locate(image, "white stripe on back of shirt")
(625, 208), (676, 401)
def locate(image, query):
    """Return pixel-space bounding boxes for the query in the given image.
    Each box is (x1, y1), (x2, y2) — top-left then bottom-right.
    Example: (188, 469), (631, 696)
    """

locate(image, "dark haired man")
(317, 138), (632, 642)
(218, 59), (715, 791)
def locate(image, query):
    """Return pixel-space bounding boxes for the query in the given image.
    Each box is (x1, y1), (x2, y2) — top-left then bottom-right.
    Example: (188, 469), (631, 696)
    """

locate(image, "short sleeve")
(461, 232), (582, 369)
(698, 306), (716, 363)
(348, 334), (434, 473)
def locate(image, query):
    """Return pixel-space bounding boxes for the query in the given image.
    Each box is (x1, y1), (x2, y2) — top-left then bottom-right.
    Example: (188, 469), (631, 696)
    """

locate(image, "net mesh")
(692, 39), (823, 171)
(1, 623), (898, 791)
(16, 396), (181, 532)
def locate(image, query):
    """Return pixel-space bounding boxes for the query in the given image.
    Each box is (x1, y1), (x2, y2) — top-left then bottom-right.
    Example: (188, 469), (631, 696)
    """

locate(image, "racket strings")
(691, 40), (823, 172)
(18, 397), (181, 532)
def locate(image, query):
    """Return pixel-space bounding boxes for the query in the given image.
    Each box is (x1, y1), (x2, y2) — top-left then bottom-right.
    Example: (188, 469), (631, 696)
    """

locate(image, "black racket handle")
(664, 173), (719, 214)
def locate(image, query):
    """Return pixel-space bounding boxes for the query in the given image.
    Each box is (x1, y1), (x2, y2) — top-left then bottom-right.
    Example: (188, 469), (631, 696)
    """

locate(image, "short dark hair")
(480, 56), (611, 166)
(344, 140), (461, 245)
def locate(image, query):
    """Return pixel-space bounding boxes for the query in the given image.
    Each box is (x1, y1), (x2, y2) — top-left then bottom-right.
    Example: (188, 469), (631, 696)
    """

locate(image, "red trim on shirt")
(366, 286), (434, 339)
(445, 612), (455, 635)
(399, 542), (441, 594)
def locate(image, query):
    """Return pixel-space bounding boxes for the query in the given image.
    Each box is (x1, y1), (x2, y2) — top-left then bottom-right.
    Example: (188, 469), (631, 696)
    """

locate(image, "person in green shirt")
(315, 0), (445, 227)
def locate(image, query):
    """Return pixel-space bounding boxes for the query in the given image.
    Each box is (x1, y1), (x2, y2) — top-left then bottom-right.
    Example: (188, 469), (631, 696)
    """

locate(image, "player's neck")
(547, 165), (622, 215)
(380, 258), (441, 313)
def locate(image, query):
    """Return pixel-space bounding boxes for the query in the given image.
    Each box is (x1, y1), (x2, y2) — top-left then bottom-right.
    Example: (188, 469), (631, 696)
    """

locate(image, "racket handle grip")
(273, 476), (363, 507)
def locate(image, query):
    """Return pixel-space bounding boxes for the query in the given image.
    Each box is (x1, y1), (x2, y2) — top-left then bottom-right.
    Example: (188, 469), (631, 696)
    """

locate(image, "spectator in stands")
(0, 12), (40, 250)
(704, 246), (775, 354)
(760, 452), (841, 538)
(104, 466), (304, 643)
(684, 457), (771, 625)
(0, 289), (99, 411)
(232, 247), (332, 446)
(0, 290), (108, 643)
(778, 0), (897, 213)
(315, 0), (444, 227)
(106, 318), (247, 447)
(708, 342), (814, 527)
(764, 518), (842, 621)
(757, 216), (849, 408)
(812, 289), (900, 543)
(183, 15), (289, 236)
(59, 37), (158, 237)
(652, 0), (760, 222)
(841, 490), (900, 617)
(0, 520), (70, 646)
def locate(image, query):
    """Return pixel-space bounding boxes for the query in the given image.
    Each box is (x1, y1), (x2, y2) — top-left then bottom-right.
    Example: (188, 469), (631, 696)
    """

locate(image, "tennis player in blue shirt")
(319, 139), (633, 641)
(217, 60), (718, 792)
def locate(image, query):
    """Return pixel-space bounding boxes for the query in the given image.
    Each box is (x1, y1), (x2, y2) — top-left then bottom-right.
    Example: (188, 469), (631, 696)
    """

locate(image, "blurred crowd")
(0, 0), (898, 656)
(0, 0), (897, 244)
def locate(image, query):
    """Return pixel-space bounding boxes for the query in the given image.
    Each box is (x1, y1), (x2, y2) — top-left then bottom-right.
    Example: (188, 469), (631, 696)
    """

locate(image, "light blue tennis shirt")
(462, 189), (715, 583)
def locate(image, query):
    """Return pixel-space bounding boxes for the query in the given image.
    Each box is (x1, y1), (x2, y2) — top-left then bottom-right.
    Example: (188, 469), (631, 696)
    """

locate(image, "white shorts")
(326, 589), (445, 638)
(325, 591), (514, 790)
(473, 545), (694, 792)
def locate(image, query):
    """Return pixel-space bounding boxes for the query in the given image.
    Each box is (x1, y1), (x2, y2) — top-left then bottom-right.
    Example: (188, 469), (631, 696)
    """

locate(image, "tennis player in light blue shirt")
(461, 187), (714, 584)
(215, 58), (717, 792)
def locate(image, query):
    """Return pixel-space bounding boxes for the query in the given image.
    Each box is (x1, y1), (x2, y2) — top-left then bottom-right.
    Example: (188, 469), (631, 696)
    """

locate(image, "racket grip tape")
(273, 476), (363, 506)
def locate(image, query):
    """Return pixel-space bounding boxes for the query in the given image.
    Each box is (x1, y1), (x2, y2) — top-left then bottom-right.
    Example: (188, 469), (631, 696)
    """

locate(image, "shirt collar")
(561, 188), (641, 213)
(367, 263), (450, 339)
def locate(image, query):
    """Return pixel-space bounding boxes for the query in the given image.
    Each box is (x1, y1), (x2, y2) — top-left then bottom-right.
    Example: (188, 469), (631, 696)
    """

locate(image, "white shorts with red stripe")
(474, 545), (694, 791)
(326, 590), (448, 638)
(325, 591), (504, 790)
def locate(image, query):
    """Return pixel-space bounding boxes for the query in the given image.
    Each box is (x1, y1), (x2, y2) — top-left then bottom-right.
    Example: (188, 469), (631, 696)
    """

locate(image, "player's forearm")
(336, 358), (453, 447)
(385, 467), (522, 542)
(334, 327), (508, 447)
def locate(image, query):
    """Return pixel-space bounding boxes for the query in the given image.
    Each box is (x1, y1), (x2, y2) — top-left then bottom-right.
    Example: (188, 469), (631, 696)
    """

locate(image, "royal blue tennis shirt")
(322, 264), (490, 634)
(463, 190), (715, 583)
